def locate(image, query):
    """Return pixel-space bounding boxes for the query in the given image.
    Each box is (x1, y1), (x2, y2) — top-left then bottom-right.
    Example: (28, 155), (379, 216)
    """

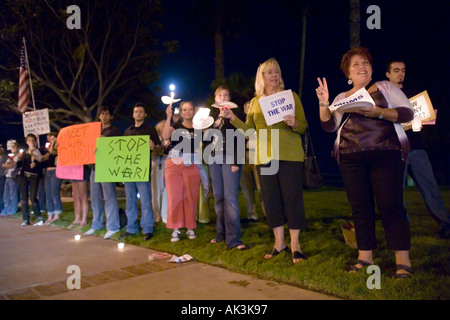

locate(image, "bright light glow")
(118, 242), (125, 250)
(169, 84), (176, 91)
(74, 235), (81, 241)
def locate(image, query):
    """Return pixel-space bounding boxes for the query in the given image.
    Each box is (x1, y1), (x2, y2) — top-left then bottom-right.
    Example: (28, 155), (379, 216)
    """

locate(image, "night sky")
(154, 0), (449, 179)
(1, 0), (449, 180)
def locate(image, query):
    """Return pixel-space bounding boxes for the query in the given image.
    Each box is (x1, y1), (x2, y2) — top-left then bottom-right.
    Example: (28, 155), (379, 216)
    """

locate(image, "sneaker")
(84, 228), (96, 236)
(143, 233), (153, 241)
(33, 220), (44, 226)
(186, 229), (196, 240)
(104, 230), (119, 239)
(21, 221), (30, 226)
(171, 231), (181, 242)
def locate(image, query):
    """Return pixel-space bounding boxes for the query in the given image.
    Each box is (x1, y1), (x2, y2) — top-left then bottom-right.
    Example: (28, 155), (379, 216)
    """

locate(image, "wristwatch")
(378, 108), (385, 119)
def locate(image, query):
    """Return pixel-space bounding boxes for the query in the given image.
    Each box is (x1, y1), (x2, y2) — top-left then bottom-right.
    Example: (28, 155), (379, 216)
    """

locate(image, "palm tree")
(349, 0), (361, 48)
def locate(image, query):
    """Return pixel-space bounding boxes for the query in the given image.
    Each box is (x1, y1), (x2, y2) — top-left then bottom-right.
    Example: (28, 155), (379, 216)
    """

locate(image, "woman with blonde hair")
(223, 58), (308, 263)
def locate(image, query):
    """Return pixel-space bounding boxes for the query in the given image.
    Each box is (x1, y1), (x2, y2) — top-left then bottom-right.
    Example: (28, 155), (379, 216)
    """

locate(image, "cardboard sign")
(259, 90), (295, 126)
(402, 91), (436, 131)
(95, 135), (150, 182)
(55, 157), (84, 180)
(57, 122), (101, 166)
(329, 88), (375, 113)
(22, 108), (50, 137)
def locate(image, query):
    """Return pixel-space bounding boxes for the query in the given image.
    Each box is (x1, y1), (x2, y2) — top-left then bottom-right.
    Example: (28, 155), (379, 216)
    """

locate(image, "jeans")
(124, 181), (154, 234)
(209, 163), (243, 248)
(21, 174), (43, 223)
(1, 177), (19, 216)
(44, 169), (63, 216)
(0, 175), (5, 212)
(90, 169), (120, 231)
(405, 149), (450, 224)
(38, 175), (46, 213)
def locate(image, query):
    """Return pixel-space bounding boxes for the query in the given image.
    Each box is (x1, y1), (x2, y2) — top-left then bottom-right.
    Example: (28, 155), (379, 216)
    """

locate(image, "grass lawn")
(15, 185), (450, 300)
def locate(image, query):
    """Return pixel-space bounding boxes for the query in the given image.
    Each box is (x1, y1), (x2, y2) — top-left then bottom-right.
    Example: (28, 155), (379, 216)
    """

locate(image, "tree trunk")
(349, 0), (361, 48)
(214, 21), (225, 81)
(298, 8), (307, 100)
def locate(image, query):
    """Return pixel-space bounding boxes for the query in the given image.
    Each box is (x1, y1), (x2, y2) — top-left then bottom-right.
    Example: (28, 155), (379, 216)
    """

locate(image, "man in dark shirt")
(85, 106), (122, 239)
(386, 59), (450, 238)
(121, 102), (161, 241)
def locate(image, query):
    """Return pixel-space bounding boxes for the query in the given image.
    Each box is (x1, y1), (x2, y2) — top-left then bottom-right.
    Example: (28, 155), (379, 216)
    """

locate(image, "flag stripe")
(18, 44), (30, 113)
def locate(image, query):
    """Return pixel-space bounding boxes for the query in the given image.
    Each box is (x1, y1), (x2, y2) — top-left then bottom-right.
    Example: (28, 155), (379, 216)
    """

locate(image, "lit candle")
(169, 84), (175, 100)
(118, 242), (125, 250)
(412, 117), (422, 132)
(74, 235), (81, 241)
(8, 153), (14, 159)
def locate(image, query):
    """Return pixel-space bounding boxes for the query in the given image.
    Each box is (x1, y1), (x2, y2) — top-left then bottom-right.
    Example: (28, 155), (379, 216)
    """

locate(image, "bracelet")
(319, 102), (330, 108)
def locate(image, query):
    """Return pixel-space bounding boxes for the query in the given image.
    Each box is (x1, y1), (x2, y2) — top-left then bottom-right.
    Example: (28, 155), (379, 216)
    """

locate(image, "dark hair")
(385, 58), (406, 73)
(133, 102), (146, 113)
(47, 132), (57, 137)
(26, 133), (37, 141)
(99, 105), (114, 115)
(340, 46), (373, 79)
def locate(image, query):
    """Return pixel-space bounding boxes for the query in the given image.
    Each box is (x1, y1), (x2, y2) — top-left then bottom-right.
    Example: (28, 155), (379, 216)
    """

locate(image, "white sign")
(402, 91), (436, 131)
(22, 108), (50, 137)
(329, 87), (375, 114)
(259, 90), (295, 126)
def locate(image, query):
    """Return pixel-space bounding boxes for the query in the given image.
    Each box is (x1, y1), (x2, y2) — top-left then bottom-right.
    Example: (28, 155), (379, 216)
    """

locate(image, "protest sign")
(402, 91), (436, 131)
(328, 88), (375, 113)
(95, 135), (150, 183)
(259, 90), (295, 126)
(57, 122), (101, 166)
(22, 108), (50, 137)
(56, 157), (84, 180)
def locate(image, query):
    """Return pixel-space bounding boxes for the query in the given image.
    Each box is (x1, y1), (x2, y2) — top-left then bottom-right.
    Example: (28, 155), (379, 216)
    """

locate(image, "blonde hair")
(254, 58), (285, 97)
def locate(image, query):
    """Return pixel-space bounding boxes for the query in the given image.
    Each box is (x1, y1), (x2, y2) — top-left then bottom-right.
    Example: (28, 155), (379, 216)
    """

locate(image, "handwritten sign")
(57, 122), (101, 166)
(95, 135), (150, 182)
(329, 88), (375, 113)
(55, 158), (84, 180)
(259, 90), (295, 126)
(22, 108), (50, 137)
(402, 91), (436, 131)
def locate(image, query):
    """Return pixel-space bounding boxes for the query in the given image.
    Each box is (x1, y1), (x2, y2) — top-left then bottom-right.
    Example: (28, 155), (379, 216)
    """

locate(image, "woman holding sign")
(316, 47), (415, 278)
(222, 58), (308, 264)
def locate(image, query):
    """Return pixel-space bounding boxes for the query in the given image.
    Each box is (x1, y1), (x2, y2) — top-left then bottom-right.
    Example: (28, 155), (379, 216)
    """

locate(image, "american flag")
(18, 43), (30, 113)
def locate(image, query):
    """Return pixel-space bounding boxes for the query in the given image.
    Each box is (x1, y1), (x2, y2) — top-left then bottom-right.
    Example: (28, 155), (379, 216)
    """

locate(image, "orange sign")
(57, 122), (101, 166)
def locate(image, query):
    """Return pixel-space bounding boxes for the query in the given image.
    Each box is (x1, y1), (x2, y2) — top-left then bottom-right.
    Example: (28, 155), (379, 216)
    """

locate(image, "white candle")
(74, 235), (81, 241)
(118, 242), (125, 250)
(412, 117), (422, 132)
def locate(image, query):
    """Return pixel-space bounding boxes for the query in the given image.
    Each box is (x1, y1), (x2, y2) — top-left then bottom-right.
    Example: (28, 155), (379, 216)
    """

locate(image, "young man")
(386, 59), (450, 239)
(85, 106), (122, 239)
(121, 103), (161, 241)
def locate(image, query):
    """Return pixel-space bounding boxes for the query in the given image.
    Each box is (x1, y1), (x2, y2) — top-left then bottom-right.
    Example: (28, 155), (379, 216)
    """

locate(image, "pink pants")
(165, 158), (201, 229)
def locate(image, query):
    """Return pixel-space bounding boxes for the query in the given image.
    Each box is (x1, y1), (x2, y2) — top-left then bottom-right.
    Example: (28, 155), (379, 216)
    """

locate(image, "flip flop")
(264, 246), (290, 259)
(67, 222), (81, 229)
(292, 251), (307, 264)
(233, 244), (250, 250)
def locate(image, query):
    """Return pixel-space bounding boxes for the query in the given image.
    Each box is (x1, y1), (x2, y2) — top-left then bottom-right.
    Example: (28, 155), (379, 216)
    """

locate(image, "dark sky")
(2, 0), (449, 179)
(153, 0), (449, 179)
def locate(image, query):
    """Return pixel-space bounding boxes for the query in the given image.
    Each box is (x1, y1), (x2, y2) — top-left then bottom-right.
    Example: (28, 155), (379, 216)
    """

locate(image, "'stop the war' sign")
(259, 90), (295, 126)
(95, 135), (150, 183)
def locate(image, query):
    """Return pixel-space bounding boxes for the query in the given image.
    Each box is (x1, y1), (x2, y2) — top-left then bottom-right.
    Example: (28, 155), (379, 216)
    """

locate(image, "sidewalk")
(0, 218), (339, 300)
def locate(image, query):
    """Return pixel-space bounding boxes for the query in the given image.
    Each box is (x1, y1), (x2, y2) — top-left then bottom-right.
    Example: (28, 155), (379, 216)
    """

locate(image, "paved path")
(0, 218), (339, 301)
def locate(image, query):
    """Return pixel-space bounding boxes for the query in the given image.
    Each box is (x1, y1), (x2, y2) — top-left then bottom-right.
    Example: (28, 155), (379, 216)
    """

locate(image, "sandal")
(234, 244), (250, 250)
(264, 246), (290, 259)
(67, 222), (80, 229)
(210, 238), (224, 244)
(348, 259), (373, 273)
(395, 264), (413, 279)
(292, 251), (307, 264)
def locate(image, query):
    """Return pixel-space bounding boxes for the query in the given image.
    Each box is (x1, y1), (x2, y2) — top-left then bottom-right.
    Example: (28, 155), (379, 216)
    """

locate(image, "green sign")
(95, 135), (150, 182)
